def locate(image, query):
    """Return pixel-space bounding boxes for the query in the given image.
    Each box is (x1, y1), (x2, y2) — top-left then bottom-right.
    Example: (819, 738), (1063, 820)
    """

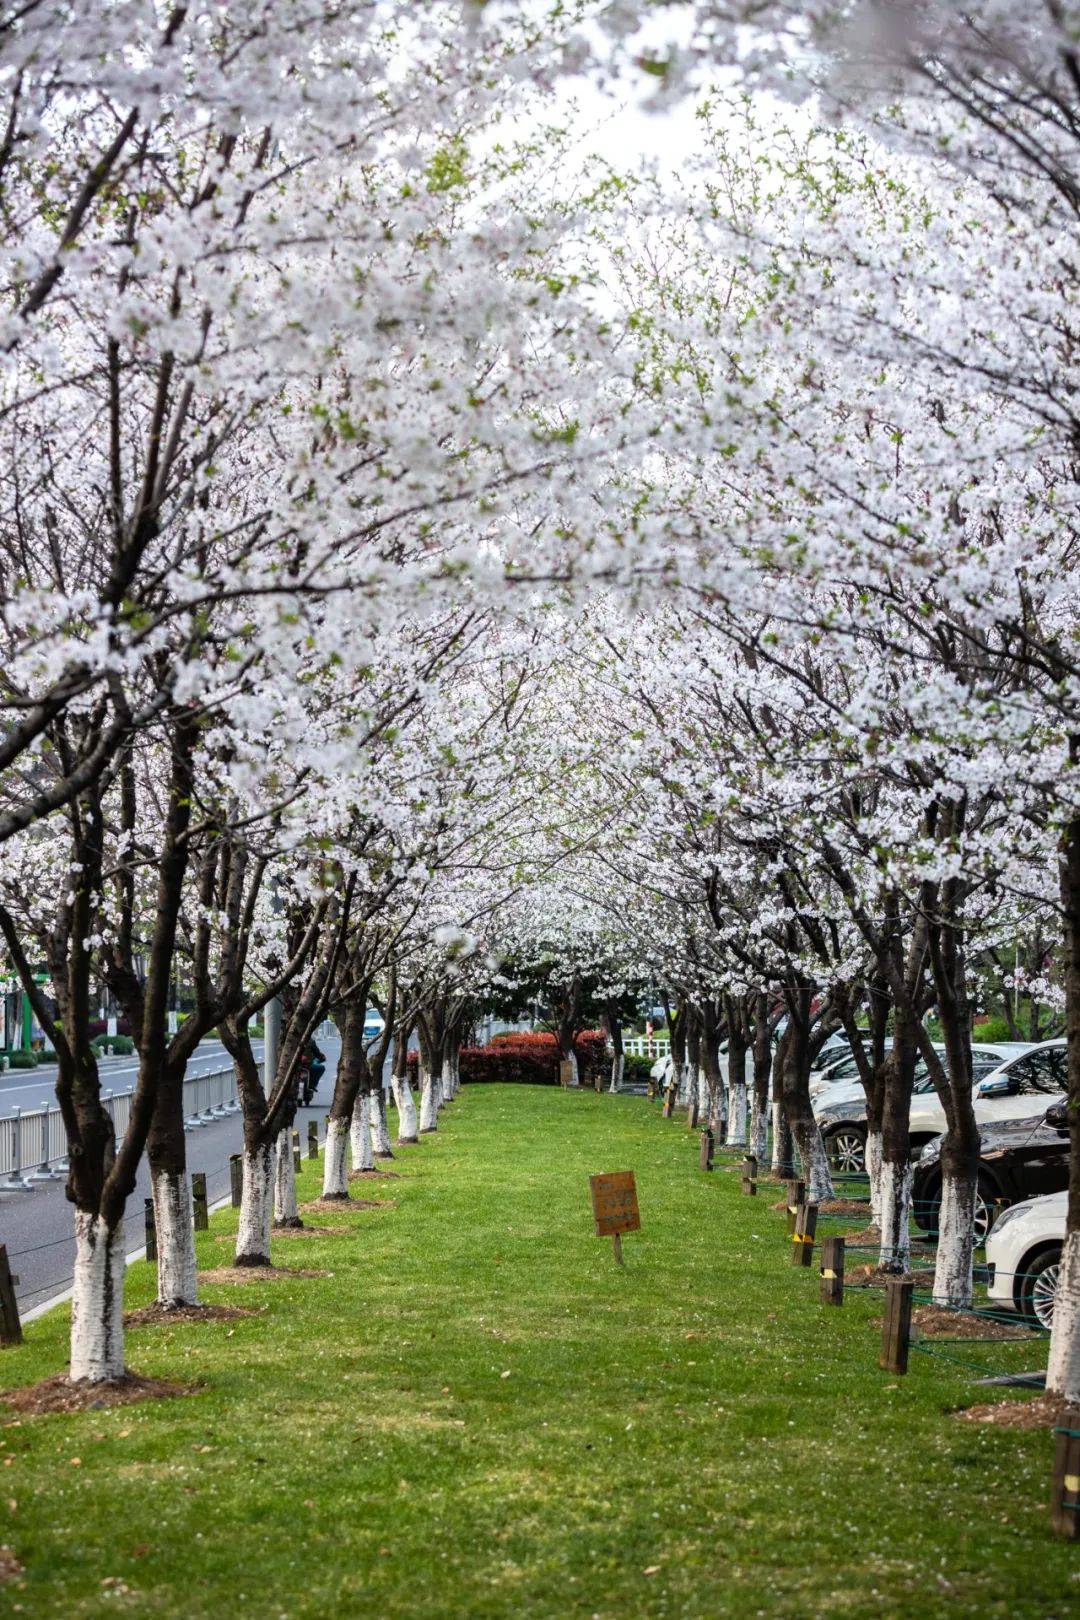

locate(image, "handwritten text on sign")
(589, 1171), (641, 1237)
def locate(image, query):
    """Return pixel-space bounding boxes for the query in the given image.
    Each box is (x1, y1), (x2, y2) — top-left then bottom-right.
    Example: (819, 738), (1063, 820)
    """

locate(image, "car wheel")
(921, 1172), (1000, 1243)
(1018, 1245), (1062, 1330)
(972, 1178), (998, 1246)
(826, 1125), (866, 1174)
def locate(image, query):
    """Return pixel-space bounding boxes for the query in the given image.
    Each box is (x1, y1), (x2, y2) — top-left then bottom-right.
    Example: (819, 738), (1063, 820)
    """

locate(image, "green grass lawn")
(0, 1087), (1075, 1619)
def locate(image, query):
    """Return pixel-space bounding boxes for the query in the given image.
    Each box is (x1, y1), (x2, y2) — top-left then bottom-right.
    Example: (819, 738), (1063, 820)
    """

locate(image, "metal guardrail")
(0, 1064), (240, 1191)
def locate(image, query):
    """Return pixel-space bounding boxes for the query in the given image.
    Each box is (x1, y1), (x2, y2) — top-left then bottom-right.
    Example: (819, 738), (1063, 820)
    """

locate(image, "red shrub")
(407, 1030), (608, 1086)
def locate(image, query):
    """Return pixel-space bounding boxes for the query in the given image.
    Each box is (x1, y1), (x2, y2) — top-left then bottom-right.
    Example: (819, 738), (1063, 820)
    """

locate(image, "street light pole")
(264, 996), (282, 1095)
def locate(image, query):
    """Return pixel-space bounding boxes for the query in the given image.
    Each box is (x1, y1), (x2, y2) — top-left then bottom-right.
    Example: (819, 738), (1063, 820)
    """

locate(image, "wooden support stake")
(191, 1171), (209, 1231)
(820, 1235), (845, 1304)
(0, 1245), (22, 1346)
(307, 1120), (319, 1160)
(786, 1179), (806, 1236)
(792, 1201), (818, 1267)
(229, 1153), (243, 1209)
(879, 1276), (914, 1374)
(292, 1129), (301, 1172)
(741, 1154), (758, 1196)
(662, 1084), (675, 1119)
(144, 1197), (157, 1263)
(1050, 1406), (1080, 1540)
(612, 1232), (623, 1266)
(686, 1093), (699, 1130)
(699, 1128), (714, 1172)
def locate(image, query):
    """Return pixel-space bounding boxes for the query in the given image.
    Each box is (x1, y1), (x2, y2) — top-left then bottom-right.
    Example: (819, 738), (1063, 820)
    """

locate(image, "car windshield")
(1003, 1047), (1068, 1095)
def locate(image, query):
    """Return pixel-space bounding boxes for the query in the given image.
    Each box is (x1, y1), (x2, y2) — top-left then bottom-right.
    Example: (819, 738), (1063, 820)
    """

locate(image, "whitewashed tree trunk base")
(273, 1130), (301, 1228)
(371, 1091), (394, 1157)
(351, 1093), (375, 1170)
(771, 1099), (789, 1174)
(393, 1074), (419, 1143)
(321, 1118), (351, 1199)
(236, 1141), (275, 1265)
(932, 1172), (975, 1307)
(878, 1159), (913, 1273)
(608, 1053), (624, 1094)
(673, 1062), (687, 1105)
(70, 1213), (126, 1382)
(419, 1071), (438, 1133)
(749, 1105), (769, 1164)
(793, 1121), (834, 1203)
(866, 1129), (884, 1228)
(152, 1169), (199, 1308)
(1047, 1229), (1080, 1403)
(726, 1082), (747, 1147)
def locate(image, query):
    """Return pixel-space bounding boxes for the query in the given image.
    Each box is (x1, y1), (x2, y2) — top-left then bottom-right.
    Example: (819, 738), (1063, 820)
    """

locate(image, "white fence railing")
(622, 1036), (671, 1059)
(0, 1065), (239, 1191)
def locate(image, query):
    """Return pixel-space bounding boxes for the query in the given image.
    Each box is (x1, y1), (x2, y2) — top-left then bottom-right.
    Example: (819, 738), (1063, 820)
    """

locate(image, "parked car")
(985, 1189), (1067, 1329)
(363, 1010), (386, 1044)
(808, 1043), (890, 1102)
(913, 1100), (1070, 1241)
(814, 1042), (1044, 1172)
(810, 1031), (860, 1074)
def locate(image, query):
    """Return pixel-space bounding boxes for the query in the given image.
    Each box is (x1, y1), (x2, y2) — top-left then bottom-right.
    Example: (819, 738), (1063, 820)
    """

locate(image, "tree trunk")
(725, 1001), (749, 1147)
(351, 1091), (375, 1170)
(236, 1140), (275, 1266)
(273, 1128), (301, 1227)
(866, 1128), (883, 1226)
(926, 874), (980, 1309)
(780, 1000), (834, 1202)
(1049, 802), (1080, 1402)
(392, 1032), (419, 1143)
(419, 1068), (439, 1131)
(684, 1015), (701, 1115)
(371, 1087), (393, 1157)
(322, 1001), (366, 1197)
(147, 1067), (198, 1308)
(606, 1005), (624, 1092)
(669, 1002), (687, 1106)
(70, 1212), (126, 1381)
(749, 993), (771, 1161)
(879, 1006), (918, 1273)
(151, 1169), (198, 1308)
(322, 1116), (350, 1198)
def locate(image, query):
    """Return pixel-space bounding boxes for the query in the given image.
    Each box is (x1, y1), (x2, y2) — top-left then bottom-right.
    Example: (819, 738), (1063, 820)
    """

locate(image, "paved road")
(0, 1039), (245, 1116)
(0, 1036), (343, 1313)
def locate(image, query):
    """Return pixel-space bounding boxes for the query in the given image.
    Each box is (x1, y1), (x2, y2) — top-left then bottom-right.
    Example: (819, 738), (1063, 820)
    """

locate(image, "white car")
(813, 1042), (1045, 1171)
(985, 1189), (1066, 1330)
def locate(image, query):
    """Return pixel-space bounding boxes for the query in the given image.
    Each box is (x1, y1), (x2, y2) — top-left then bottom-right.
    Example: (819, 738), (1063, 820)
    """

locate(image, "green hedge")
(91, 1035), (135, 1056)
(0, 1049), (39, 1068)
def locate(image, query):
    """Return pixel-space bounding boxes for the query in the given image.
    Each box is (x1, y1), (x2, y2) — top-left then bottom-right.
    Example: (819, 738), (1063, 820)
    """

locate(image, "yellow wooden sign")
(589, 1170), (640, 1237)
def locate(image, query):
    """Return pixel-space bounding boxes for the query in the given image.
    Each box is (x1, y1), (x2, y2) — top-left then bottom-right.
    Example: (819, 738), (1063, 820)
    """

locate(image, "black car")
(912, 1102), (1070, 1241)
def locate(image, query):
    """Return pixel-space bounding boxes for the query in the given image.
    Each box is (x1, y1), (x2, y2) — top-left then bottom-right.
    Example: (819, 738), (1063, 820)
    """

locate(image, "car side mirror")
(1045, 1102), (1070, 1133)
(976, 1075), (1018, 1099)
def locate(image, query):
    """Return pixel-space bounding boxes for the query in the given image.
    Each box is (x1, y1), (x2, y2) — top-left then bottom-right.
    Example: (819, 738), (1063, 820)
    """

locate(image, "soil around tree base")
(351, 1168), (401, 1180)
(910, 1305), (1033, 1341)
(1, 1371), (200, 1415)
(300, 1196), (393, 1214)
(125, 1302), (254, 1327)
(955, 1393), (1068, 1429)
(197, 1266), (330, 1285)
(850, 1264), (936, 1288)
